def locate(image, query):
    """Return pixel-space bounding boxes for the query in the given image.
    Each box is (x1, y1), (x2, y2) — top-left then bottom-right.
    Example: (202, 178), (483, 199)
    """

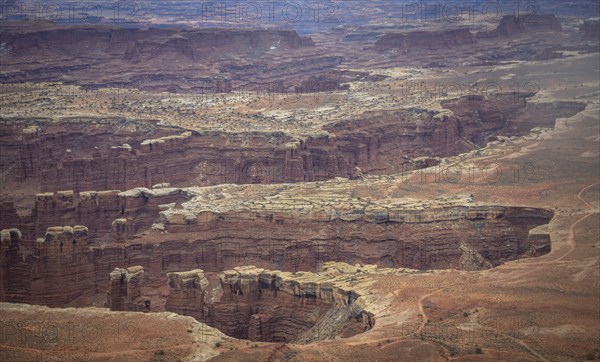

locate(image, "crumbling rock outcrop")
(165, 263), (401, 343)
(0, 185), (189, 245)
(107, 266), (150, 312)
(458, 243), (493, 271)
(0, 228), (22, 301)
(0, 228), (22, 243)
(0, 225), (91, 304)
(212, 265), (374, 342)
(164, 269), (209, 321)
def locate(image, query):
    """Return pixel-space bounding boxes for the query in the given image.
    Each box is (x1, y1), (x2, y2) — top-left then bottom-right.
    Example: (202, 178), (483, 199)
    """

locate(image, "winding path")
(414, 182), (599, 360)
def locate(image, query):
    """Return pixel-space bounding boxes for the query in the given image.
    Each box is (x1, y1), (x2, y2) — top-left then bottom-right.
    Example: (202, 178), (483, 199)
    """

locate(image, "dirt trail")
(413, 182), (599, 360)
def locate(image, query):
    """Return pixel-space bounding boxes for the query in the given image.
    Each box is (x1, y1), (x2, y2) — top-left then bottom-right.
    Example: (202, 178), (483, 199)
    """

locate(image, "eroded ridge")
(0, 96), (585, 193)
(163, 263), (417, 343)
(0, 184), (553, 307)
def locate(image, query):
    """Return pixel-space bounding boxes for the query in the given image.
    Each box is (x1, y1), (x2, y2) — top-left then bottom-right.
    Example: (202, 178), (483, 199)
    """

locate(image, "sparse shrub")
(463, 312), (469, 317)
(475, 347), (483, 354)
(215, 341), (222, 348)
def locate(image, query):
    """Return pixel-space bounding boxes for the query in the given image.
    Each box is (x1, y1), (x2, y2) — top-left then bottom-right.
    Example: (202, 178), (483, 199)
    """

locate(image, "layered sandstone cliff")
(0, 97), (585, 195)
(107, 265), (150, 312)
(165, 263), (412, 343)
(0, 22), (326, 92)
(0, 225), (91, 305)
(0, 186), (554, 307)
(164, 269), (209, 321)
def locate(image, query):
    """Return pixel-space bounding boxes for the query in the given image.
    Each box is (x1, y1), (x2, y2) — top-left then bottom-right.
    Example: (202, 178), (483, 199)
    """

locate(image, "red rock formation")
(1, 24), (313, 61)
(0, 98), (585, 193)
(0, 197), (554, 307)
(107, 266), (150, 312)
(441, 97), (585, 143)
(0, 96), (585, 308)
(0, 228), (22, 301)
(211, 266), (373, 343)
(164, 270), (209, 321)
(164, 266), (373, 343)
(0, 22), (322, 91)
(0, 186), (188, 245)
(0, 225), (93, 305)
(0, 119), (303, 191)
(0, 202), (23, 231)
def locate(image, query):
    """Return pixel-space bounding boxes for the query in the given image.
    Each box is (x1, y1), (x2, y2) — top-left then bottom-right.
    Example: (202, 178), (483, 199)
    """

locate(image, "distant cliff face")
(580, 20), (600, 40)
(0, 23), (320, 91)
(375, 28), (475, 51)
(477, 14), (562, 39)
(374, 15), (563, 50)
(371, 13), (575, 66)
(2, 25), (314, 60)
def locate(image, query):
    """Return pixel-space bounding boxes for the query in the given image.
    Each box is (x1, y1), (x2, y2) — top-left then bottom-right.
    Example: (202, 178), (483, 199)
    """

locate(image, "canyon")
(0, 104), (562, 343)
(1, 4), (599, 361)
(0, 22), (329, 92)
(0, 93), (579, 310)
(163, 264), (384, 343)
(0, 187), (554, 307)
(0, 96), (585, 194)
